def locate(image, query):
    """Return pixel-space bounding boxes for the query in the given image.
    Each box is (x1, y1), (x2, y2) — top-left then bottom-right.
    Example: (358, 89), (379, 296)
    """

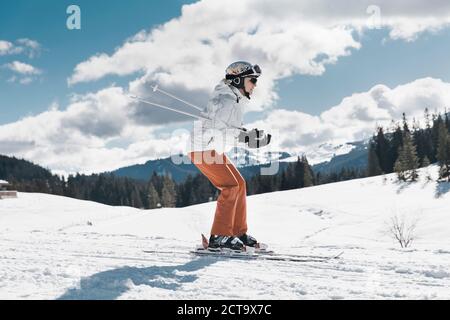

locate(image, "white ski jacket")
(189, 80), (248, 153)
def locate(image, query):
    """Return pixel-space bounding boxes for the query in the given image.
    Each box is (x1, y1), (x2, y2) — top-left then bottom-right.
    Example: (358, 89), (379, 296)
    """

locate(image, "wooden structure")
(0, 180), (17, 199)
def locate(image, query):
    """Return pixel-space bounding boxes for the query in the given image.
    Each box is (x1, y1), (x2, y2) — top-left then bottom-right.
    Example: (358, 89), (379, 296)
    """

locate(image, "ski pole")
(128, 94), (208, 121)
(127, 94), (247, 132)
(150, 84), (203, 112)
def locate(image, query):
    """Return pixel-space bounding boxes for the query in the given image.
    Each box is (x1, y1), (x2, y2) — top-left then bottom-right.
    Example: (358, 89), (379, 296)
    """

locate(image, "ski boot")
(238, 233), (258, 247)
(208, 235), (245, 252)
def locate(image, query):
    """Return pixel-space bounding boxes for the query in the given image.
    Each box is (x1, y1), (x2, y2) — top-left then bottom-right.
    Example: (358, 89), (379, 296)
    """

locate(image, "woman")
(188, 61), (262, 251)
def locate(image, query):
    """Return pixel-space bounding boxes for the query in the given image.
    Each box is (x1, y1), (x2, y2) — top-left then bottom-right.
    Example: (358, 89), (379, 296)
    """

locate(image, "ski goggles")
(241, 64), (261, 78)
(226, 64), (261, 80)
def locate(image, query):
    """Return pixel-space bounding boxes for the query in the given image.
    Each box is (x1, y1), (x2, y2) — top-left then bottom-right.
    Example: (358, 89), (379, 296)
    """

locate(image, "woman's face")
(244, 77), (257, 96)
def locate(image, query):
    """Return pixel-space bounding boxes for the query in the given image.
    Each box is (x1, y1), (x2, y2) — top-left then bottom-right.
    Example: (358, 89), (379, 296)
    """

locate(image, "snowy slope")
(1, 165), (450, 299)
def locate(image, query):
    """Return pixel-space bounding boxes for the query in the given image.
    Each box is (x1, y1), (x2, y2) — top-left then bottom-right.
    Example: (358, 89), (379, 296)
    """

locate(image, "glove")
(238, 128), (250, 144)
(238, 128), (271, 149)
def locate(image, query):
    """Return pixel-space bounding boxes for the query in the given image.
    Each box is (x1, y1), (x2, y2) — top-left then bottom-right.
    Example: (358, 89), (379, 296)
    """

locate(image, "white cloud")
(0, 38), (42, 57)
(16, 38), (40, 50)
(19, 77), (33, 85)
(5, 61), (41, 75)
(0, 41), (14, 55)
(3, 61), (42, 84)
(16, 38), (42, 58)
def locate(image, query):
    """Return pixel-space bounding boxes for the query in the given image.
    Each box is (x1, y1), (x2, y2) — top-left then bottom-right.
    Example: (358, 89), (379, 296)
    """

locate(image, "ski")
(143, 248), (343, 262)
(190, 247), (342, 262)
(258, 250), (344, 260)
(190, 234), (343, 262)
(142, 234), (344, 262)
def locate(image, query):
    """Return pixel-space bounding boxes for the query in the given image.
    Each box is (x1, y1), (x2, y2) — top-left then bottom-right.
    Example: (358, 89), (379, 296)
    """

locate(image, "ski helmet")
(225, 61), (261, 97)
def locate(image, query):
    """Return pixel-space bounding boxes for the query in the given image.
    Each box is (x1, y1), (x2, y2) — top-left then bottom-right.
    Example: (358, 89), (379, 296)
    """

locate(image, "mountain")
(110, 148), (294, 183)
(0, 154), (56, 182)
(0, 154), (64, 194)
(110, 140), (369, 182)
(227, 147), (292, 167)
(1, 165), (450, 299)
(111, 154), (199, 183)
(311, 140), (369, 174)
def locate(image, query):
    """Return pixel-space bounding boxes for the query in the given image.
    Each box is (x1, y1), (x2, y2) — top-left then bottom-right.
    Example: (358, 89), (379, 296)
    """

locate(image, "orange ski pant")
(188, 150), (248, 236)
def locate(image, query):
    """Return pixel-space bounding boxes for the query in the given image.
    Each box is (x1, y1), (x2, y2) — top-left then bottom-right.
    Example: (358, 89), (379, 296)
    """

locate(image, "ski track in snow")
(1, 165), (450, 299)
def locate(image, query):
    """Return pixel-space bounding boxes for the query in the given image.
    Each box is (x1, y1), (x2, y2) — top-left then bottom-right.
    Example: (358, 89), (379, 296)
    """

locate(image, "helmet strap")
(229, 77), (251, 99)
(243, 88), (251, 99)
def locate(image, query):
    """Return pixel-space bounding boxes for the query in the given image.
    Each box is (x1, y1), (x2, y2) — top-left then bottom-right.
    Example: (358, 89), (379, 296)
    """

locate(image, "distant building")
(0, 180), (17, 199)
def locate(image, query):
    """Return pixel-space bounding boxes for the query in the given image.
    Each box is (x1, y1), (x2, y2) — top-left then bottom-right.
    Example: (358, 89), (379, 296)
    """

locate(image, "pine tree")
(294, 156), (304, 188)
(389, 124), (404, 173)
(177, 175), (194, 207)
(402, 113), (410, 134)
(394, 131), (419, 181)
(147, 182), (161, 208)
(432, 114), (444, 161)
(302, 155), (314, 187)
(394, 154), (406, 181)
(131, 186), (143, 208)
(280, 169), (289, 191)
(445, 108), (450, 134)
(424, 108), (431, 130)
(375, 127), (390, 173)
(421, 155), (430, 168)
(436, 121), (450, 181)
(150, 171), (163, 196)
(420, 108), (435, 162)
(367, 141), (382, 176)
(161, 175), (176, 207)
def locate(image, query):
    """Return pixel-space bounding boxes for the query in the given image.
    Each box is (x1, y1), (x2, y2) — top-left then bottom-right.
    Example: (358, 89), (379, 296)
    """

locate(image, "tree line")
(368, 108), (450, 181)
(1, 153), (320, 209)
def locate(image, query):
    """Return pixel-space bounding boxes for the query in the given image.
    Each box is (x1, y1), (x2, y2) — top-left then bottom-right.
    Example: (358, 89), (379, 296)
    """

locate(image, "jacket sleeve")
(209, 93), (243, 144)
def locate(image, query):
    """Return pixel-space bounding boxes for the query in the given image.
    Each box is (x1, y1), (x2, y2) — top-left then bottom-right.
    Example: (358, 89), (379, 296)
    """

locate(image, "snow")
(280, 141), (358, 166)
(227, 140), (362, 168)
(1, 165), (450, 299)
(0, 180), (8, 184)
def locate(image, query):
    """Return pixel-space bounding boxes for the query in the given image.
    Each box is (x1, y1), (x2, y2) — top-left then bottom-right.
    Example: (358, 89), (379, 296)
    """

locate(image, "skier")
(188, 61), (269, 252)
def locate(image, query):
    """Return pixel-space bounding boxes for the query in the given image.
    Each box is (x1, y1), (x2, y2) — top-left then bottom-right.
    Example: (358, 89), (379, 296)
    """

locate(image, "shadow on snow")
(57, 257), (217, 300)
(435, 180), (450, 198)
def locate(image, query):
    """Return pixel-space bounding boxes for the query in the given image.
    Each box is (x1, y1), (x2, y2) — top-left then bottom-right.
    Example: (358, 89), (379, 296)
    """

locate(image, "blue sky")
(0, 0), (196, 124)
(1, 0), (450, 174)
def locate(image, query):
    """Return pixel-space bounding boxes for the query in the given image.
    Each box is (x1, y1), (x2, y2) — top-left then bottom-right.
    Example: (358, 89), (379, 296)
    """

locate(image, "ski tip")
(201, 234), (209, 249)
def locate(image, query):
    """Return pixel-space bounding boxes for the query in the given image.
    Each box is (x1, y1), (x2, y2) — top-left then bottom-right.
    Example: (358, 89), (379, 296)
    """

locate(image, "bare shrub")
(388, 215), (418, 248)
